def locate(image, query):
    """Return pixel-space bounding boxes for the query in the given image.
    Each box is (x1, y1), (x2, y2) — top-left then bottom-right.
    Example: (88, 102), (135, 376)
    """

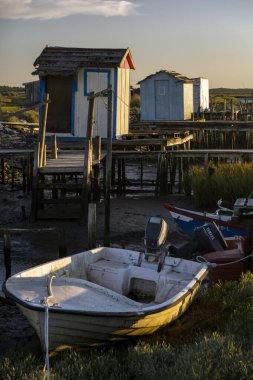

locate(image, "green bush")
(185, 162), (253, 208)
(130, 94), (140, 109)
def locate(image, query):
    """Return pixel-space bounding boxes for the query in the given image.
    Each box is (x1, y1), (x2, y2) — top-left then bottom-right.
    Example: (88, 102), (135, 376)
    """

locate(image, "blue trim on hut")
(39, 77), (46, 126)
(71, 78), (77, 135)
(84, 69), (111, 96)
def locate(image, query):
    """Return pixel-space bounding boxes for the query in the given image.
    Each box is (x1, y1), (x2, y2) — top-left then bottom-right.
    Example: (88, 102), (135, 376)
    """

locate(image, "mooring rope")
(196, 252), (253, 267)
(42, 275), (56, 380)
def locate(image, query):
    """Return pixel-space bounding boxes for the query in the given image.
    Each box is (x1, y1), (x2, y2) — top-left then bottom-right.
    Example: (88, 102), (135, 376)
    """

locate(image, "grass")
(1, 273), (253, 379)
(184, 162), (253, 208)
(1, 105), (22, 113)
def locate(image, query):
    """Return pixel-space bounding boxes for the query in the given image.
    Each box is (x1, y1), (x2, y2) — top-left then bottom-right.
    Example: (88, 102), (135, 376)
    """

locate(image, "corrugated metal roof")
(33, 46), (135, 75)
(138, 70), (193, 84)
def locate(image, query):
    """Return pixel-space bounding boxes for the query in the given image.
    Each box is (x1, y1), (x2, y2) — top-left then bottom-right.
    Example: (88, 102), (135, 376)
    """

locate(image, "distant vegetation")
(0, 85), (39, 124)
(210, 88), (253, 97)
(1, 273), (253, 379)
(184, 162), (253, 208)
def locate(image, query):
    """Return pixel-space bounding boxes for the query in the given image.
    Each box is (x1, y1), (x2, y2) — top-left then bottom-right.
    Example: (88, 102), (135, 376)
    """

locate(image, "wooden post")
(1, 158), (5, 184)
(39, 93), (49, 167)
(42, 144), (47, 166)
(3, 231), (11, 279)
(231, 99), (234, 121)
(122, 158), (126, 194)
(22, 158), (26, 193)
(81, 92), (95, 224)
(223, 99), (227, 120)
(30, 142), (40, 221)
(140, 158), (143, 189)
(117, 158), (122, 195)
(93, 136), (101, 201)
(104, 85), (113, 246)
(111, 158), (116, 186)
(88, 203), (96, 249)
(155, 154), (161, 196)
(58, 229), (67, 258)
(52, 134), (58, 159)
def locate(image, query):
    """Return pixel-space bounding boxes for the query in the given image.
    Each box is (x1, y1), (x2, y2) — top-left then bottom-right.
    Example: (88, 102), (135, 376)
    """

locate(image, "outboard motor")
(169, 221), (227, 258)
(143, 216), (169, 271)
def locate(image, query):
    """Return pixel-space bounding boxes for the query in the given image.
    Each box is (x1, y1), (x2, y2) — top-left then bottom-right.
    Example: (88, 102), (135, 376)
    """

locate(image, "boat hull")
(17, 276), (203, 352)
(165, 203), (244, 238)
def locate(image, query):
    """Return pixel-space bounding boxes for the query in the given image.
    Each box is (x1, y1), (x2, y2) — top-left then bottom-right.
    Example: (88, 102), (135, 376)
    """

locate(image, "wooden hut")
(192, 77), (209, 113)
(23, 80), (40, 103)
(33, 46), (135, 139)
(139, 70), (193, 121)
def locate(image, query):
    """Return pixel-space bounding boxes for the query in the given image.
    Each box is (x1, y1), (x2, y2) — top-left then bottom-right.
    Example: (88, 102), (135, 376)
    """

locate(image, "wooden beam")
(88, 203), (96, 249)
(81, 92), (95, 224)
(104, 85), (113, 246)
(38, 93), (49, 167)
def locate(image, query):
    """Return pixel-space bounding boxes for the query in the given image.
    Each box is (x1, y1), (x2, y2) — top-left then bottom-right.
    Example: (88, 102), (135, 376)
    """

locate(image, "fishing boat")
(203, 236), (253, 283)
(3, 244), (208, 352)
(164, 203), (244, 238)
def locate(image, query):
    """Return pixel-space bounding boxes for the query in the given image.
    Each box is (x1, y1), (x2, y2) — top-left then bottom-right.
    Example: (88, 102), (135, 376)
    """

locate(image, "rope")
(42, 275), (56, 380)
(43, 303), (50, 380)
(196, 252), (253, 268)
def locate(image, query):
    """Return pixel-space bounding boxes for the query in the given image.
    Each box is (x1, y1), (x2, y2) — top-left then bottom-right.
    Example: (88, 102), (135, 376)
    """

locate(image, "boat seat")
(87, 259), (131, 295)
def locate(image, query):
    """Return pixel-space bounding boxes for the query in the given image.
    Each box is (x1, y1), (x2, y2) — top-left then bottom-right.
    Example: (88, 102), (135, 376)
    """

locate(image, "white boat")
(3, 247), (208, 353)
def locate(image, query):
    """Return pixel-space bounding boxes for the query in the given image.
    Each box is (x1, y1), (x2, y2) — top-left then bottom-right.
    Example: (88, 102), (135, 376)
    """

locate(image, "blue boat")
(164, 203), (245, 238)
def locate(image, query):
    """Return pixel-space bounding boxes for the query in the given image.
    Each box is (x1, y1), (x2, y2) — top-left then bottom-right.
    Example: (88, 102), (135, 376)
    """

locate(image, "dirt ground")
(0, 185), (194, 358)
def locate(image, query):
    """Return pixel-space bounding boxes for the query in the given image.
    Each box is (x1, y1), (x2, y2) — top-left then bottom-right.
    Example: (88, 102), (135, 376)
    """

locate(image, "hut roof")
(33, 46), (135, 76)
(138, 70), (193, 84)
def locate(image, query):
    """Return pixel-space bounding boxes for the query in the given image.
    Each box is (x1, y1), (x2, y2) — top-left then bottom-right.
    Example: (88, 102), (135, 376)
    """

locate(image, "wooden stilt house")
(33, 46), (135, 139)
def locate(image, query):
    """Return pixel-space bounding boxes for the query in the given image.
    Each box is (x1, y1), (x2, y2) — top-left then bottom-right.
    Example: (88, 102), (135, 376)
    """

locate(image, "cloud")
(0, 0), (139, 20)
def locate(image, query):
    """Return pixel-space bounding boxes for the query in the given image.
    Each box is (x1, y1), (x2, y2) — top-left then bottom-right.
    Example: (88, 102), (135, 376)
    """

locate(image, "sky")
(0, 0), (253, 88)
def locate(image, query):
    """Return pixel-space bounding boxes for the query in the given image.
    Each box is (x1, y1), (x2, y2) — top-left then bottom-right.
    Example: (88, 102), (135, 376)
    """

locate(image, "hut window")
(84, 69), (111, 96)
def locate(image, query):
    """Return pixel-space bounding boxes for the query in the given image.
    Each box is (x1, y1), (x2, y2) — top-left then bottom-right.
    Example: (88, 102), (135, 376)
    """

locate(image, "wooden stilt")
(104, 85), (113, 247)
(39, 93), (49, 167)
(88, 203), (96, 249)
(81, 92), (95, 225)
(3, 231), (11, 280)
(93, 136), (101, 201)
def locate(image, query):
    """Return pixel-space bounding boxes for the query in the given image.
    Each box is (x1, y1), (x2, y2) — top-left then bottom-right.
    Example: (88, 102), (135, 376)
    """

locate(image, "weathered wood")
(52, 135), (58, 159)
(88, 203), (96, 249)
(5, 100), (50, 117)
(1, 158), (5, 184)
(39, 93), (49, 167)
(42, 144), (47, 166)
(81, 92), (95, 224)
(155, 154), (161, 196)
(122, 158), (126, 194)
(117, 158), (122, 195)
(3, 232), (11, 279)
(104, 85), (113, 246)
(30, 143), (40, 221)
(93, 136), (101, 201)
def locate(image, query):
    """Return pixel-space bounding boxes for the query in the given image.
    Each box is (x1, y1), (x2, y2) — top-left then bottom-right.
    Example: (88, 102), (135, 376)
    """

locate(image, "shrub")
(185, 162), (253, 208)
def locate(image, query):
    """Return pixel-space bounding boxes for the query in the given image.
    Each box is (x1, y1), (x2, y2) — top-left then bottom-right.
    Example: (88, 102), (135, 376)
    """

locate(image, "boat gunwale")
(164, 203), (243, 230)
(2, 269), (208, 318)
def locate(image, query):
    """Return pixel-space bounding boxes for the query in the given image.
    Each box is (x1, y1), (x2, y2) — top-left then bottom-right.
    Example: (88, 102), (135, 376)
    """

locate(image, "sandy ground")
(0, 186), (194, 358)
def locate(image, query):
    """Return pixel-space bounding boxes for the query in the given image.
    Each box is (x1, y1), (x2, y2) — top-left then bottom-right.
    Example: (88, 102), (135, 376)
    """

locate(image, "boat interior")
(6, 247), (207, 312)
